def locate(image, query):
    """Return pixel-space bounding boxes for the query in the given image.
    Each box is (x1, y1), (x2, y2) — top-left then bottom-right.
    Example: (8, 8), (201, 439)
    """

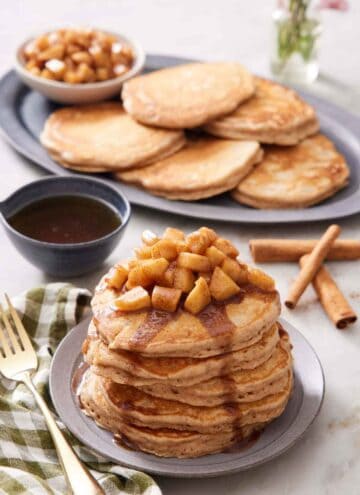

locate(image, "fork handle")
(21, 372), (105, 495)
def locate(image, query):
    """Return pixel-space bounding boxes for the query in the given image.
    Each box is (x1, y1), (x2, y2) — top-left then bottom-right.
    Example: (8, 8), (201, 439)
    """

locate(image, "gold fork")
(0, 294), (105, 495)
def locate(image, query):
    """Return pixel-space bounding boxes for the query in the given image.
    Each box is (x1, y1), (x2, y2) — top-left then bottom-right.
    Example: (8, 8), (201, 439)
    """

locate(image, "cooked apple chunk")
(213, 238), (239, 258)
(142, 258), (169, 280)
(177, 252), (211, 272)
(209, 267), (241, 301)
(173, 267), (195, 292)
(206, 245), (226, 268)
(174, 241), (188, 254)
(186, 231), (212, 254)
(152, 285), (182, 312)
(151, 239), (178, 260)
(199, 227), (217, 244)
(106, 264), (128, 289)
(154, 263), (176, 287)
(126, 264), (152, 289)
(221, 257), (248, 285)
(114, 287), (151, 311)
(134, 245), (153, 259)
(163, 227), (185, 241)
(141, 230), (159, 246)
(198, 271), (212, 283)
(248, 267), (275, 291)
(184, 277), (211, 314)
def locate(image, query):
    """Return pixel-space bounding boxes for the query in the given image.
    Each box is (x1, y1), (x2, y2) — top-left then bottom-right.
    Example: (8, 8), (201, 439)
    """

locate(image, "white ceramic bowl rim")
(15, 27), (145, 90)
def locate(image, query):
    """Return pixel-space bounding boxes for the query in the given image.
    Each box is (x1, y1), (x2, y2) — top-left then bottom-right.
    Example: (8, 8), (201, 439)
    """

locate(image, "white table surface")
(1, 2), (360, 494)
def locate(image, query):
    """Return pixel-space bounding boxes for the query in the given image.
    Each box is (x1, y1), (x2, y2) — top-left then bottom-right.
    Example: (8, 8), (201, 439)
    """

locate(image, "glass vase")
(270, 2), (322, 84)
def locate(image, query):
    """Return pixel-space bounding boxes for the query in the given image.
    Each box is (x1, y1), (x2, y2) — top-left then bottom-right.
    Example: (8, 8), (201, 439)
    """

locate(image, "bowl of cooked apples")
(15, 27), (145, 104)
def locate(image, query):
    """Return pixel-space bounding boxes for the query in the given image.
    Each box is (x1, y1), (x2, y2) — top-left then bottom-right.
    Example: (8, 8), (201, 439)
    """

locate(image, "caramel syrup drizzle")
(127, 292), (248, 349)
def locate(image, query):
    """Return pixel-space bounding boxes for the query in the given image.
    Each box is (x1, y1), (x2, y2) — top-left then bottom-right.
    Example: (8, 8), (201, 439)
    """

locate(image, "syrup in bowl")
(0, 176), (131, 276)
(8, 195), (121, 244)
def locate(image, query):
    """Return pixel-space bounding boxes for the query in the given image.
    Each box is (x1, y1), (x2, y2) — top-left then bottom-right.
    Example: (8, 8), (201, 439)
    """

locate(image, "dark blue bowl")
(0, 176), (131, 277)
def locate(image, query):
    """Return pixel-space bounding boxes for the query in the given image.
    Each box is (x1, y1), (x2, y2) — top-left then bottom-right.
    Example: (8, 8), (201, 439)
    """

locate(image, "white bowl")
(15, 30), (145, 104)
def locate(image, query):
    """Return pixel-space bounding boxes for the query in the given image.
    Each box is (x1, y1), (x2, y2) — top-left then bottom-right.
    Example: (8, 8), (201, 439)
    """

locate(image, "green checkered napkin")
(0, 283), (161, 495)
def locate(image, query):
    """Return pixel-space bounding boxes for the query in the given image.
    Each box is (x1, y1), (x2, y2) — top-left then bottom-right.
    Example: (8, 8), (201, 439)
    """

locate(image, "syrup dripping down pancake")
(91, 280), (280, 358)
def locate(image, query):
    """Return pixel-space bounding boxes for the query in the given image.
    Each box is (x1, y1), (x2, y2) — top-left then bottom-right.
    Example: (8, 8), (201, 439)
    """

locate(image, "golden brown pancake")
(84, 322), (280, 387)
(40, 102), (186, 171)
(122, 62), (255, 128)
(92, 280), (281, 358)
(47, 150), (110, 173)
(116, 137), (263, 201)
(80, 382), (266, 458)
(232, 134), (350, 208)
(80, 368), (292, 434)
(139, 338), (292, 406)
(204, 77), (319, 145)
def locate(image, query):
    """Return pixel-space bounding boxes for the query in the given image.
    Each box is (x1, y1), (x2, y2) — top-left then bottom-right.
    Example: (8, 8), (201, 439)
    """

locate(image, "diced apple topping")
(173, 267), (195, 292)
(163, 227), (185, 241)
(177, 252), (211, 272)
(134, 245), (153, 259)
(174, 241), (188, 254)
(186, 230), (212, 254)
(114, 286), (151, 311)
(247, 268), (275, 291)
(198, 271), (212, 284)
(152, 285), (182, 312)
(141, 258), (169, 280)
(151, 239), (178, 260)
(154, 262), (176, 287)
(107, 226), (276, 315)
(141, 230), (159, 246)
(184, 277), (211, 314)
(221, 257), (248, 285)
(199, 227), (217, 244)
(209, 267), (241, 301)
(106, 264), (128, 289)
(126, 264), (152, 289)
(213, 238), (239, 258)
(206, 245), (226, 268)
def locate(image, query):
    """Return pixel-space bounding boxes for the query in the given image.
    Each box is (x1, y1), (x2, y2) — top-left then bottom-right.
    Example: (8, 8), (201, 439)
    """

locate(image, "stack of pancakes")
(78, 227), (293, 458)
(40, 62), (350, 208)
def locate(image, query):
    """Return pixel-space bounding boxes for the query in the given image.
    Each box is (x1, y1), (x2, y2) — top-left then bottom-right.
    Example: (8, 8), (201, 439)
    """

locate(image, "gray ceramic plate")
(1, 54), (359, 224)
(49, 317), (324, 478)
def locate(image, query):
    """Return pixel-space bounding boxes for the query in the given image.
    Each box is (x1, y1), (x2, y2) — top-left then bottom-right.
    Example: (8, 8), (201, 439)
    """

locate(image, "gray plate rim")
(0, 54), (360, 224)
(49, 316), (325, 478)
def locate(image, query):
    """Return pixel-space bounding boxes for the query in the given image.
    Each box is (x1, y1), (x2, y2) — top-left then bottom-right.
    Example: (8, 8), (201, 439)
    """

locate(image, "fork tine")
(0, 318), (12, 357)
(0, 303), (22, 352)
(4, 294), (33, 352)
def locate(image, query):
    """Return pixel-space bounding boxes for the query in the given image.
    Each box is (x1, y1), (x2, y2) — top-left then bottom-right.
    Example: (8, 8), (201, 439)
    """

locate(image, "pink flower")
(317, 0), (349, 10)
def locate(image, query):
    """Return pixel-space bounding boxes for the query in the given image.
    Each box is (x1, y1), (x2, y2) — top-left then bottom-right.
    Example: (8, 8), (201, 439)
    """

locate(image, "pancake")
(139, 337), (292, 406)
(92, 282), (280, 358)
(84, 322), (280, 387)
(79, 368), (293, 434)
(47, 150), (110, 173)
(116, 138), (263, 201)
(80, 383), (266, 458)
(122, 62), (255, 129)
(232, 134), (350, 208)
(40, 102), (186, 171)
(204, 77), (319, 145)
(48, 137), (186, 173)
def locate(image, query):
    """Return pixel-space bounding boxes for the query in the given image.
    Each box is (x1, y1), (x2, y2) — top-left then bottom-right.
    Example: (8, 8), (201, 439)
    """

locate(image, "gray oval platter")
(49, 317), (324, 478)
(1, 54), (359, 224)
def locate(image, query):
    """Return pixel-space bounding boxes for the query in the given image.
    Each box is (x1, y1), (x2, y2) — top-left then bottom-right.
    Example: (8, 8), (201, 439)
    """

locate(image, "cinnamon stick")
(300, 255), (357, 329)
(249, 239), (360, 262)
(285, 225), (341, 309)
